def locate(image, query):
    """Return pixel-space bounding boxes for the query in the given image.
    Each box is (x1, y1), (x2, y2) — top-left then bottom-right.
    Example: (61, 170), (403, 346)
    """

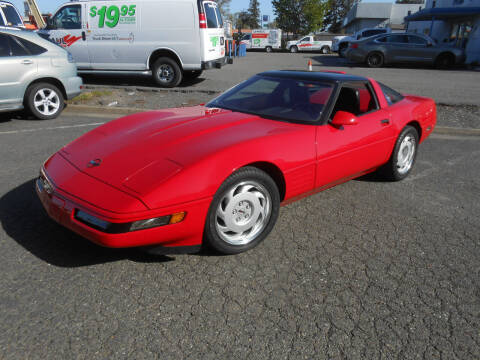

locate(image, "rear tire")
(367, 52), (384, 68)
(204, 167), (280, 255)
(321, 46), (330, 54)
(338, 44), (347, 58)
(152, 57), (182, 88)
(265, 46), (273, 53)
(290, 46), (298, 53)
(380, 126), (419, 181)
(435, 53), (454, 69)
(25, 83), (64, 120)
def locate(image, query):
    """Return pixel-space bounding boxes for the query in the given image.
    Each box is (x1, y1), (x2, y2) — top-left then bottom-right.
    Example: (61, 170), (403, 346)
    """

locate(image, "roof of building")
(405, 7), (480, 21)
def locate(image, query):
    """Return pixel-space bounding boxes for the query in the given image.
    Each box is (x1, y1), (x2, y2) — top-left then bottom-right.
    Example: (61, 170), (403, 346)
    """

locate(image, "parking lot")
(0, 53), (479, 359)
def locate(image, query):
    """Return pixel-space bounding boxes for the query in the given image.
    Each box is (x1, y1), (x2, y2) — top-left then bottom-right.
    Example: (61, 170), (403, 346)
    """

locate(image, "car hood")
(60, 106), (283, 199)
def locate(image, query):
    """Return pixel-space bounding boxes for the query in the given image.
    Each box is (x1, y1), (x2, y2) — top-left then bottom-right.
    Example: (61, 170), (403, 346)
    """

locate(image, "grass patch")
(70, 90), (113, 103)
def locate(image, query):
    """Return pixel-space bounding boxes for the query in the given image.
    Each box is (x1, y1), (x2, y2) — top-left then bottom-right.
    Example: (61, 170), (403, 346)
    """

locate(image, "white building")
(342, 2), (424, 33)
(405, 0), (480, 64)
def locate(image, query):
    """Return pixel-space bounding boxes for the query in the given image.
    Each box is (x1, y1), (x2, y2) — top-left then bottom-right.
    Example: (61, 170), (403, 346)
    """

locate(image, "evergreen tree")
(247, 0), (261, 28)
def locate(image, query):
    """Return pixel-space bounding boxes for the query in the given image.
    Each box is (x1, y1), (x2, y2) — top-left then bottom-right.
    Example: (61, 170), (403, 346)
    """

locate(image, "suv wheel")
(152, 57), (182, 88)
(25, 83), (64, 120)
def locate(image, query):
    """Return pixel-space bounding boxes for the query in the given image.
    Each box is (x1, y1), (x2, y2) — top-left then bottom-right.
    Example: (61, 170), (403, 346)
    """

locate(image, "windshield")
(207, 75), (334, 123)
(2, 4), (23, 26)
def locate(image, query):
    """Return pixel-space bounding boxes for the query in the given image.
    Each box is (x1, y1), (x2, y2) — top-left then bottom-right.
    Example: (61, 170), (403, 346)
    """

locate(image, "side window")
(52, 5), (82, 30)
(0, 11), (5, 26)
(0, 33), (10, 56)
(331, 82), (378, 118)
(386, 35), (408, 43)
(379, 82), (404, 106)
(3, 4), (23, 27)
(16, 37), (47, 55)
(408, 35), (427, 45)
(376, 36), (387, 42)
(8, 36), (28, 56)
(300, 37), (309, 42)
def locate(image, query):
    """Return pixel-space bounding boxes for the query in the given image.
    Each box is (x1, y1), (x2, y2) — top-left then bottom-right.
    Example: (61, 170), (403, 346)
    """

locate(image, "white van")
(240, 29), (282, 53)
(0, 1), (25, 29)
(40, 0), (226, 87)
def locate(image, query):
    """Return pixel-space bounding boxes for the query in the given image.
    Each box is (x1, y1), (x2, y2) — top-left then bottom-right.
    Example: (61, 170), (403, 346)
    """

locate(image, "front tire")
(290, 46), (298, 53)
(367, 52), (384, 68)
(152, 57), (182, 88)
(380, 126), (419, 181)
(204, 167), (280, 254)
(435, 53), (454, 69)
(25, 83), (64, 120)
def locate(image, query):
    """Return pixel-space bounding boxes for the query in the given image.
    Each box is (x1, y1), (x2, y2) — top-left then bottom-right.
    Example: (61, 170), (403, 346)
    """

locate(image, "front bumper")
(36, 168), (211, 249)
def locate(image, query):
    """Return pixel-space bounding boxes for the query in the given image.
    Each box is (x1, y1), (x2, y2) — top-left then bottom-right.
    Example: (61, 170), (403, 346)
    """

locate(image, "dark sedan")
(345, 33), (465, 68)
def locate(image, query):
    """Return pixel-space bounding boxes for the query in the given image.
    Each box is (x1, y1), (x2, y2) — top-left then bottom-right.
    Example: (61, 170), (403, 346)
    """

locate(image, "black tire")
(265, 46), (273, 53)
(366, 52), (384, 68)
(380, 125), (419, 181)
(338, 44), (347, 58)
(435, 53), (454, 69)
(321, 46), (330, 54)
(290, 46), (298, 53)
(152, 57), (182, 88)
(25, 82), (64, 120)
(204, 167), (280, 255)
(183, 70), (203, 80)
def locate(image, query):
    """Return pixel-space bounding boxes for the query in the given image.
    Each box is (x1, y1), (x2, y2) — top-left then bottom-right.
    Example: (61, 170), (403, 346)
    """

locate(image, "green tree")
(247, 0), (261, 28)
(322, 0), (357, 33)
(215, 0), (231, 15)
(235, 10), (251, 30)
(272, 0), (327, 37)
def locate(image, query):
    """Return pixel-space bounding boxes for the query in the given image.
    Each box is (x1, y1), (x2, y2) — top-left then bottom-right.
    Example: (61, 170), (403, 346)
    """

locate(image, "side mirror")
(331, 111), (358, 127)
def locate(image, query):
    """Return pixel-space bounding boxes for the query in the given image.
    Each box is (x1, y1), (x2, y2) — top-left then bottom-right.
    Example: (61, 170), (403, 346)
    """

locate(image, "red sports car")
(37, 71), (436, 254)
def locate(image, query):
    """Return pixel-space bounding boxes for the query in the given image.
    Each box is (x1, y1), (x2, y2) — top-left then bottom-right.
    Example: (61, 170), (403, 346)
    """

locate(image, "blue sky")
(9, 0), (275, 18)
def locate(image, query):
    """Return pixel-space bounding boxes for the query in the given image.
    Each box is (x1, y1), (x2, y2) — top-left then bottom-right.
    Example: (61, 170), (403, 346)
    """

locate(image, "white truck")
(240, 29), (282, 53)
(40, 0), (226, 87)
(332, 28), (391, 57)
(286, 35), (332, 54)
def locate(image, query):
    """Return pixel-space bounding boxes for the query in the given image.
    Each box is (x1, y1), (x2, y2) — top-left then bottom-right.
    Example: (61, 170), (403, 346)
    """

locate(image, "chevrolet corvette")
(36, 71), (436, 254)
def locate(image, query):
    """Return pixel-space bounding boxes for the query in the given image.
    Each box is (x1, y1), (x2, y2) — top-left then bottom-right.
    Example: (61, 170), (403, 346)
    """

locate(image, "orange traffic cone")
(308, 60), (312, 71)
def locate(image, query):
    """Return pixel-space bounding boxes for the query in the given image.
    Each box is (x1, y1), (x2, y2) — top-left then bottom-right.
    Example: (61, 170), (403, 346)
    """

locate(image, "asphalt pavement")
(82, 52), (480, 106)
(0, 113), (479, 359)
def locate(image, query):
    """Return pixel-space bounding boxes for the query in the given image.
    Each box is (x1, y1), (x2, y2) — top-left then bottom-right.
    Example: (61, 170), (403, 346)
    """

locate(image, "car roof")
(257, 70), (368, 83)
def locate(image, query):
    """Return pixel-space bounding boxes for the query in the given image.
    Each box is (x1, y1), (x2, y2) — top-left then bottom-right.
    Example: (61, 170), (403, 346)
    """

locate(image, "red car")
(37, 71), (436, 254)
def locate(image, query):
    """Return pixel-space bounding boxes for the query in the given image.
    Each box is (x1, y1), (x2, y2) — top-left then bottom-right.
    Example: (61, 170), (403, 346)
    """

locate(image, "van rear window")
(204, 2), (218, 28)
(2, 4), (23, 26)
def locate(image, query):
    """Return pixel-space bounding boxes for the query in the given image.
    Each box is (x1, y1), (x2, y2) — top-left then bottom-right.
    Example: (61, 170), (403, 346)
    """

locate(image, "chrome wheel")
(396, 134), (416, 175)
(157, 64), (174, 84)
(215, 181), (272, 246)
(33, 88), (60, 116)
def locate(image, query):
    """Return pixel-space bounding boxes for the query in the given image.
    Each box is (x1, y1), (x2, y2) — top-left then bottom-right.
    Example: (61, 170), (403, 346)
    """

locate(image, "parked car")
(0, 29), (82, 119)
(0, 1), (25, 29)
(240, 29), (282, 53)
(286, 35), (332, 54)
(37, 70), (436, 255)
(334, 28), (391, 57)
(345, 33), (466, 68)
(39, 0), (226, 88)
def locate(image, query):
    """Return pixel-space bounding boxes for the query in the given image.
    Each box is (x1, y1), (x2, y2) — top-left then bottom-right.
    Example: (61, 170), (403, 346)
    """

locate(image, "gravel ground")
(69, 88), (480, 129)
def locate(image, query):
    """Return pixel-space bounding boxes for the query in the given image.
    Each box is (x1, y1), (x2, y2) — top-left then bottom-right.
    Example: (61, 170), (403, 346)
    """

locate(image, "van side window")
(52, 5), (81, 30)
(0, 33), (10, 56)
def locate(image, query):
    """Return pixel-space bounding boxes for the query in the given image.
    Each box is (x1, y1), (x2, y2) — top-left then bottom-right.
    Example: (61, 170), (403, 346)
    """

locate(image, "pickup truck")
(333, 28), (391, 57)
(286, 35), (332, 54)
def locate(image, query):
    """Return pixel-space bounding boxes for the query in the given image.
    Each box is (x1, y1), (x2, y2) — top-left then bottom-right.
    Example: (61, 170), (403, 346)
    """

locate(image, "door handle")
(380, 119), (390, 125)
(82, 31), (86, 41)
(21, 59), (33, 65)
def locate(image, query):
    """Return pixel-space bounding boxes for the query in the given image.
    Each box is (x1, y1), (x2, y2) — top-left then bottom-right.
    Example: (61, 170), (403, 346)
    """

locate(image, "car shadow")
(81, 74), (206, 89)
(0, 179), (175, 267)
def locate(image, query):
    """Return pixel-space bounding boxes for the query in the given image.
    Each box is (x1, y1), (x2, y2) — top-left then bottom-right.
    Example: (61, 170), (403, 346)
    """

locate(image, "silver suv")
(0, 29), (82, 119)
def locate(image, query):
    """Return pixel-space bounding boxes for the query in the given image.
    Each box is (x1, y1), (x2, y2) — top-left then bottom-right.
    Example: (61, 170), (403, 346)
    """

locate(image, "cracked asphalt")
(0, 110), (479, 359)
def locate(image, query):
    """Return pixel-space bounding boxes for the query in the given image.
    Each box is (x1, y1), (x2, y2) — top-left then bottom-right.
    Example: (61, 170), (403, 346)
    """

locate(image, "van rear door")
(199, 1), (224, 66)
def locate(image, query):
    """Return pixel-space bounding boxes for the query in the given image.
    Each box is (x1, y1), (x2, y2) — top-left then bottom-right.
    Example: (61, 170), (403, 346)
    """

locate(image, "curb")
(64, 105), (480, 137)
(83, 84), (221, 95)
